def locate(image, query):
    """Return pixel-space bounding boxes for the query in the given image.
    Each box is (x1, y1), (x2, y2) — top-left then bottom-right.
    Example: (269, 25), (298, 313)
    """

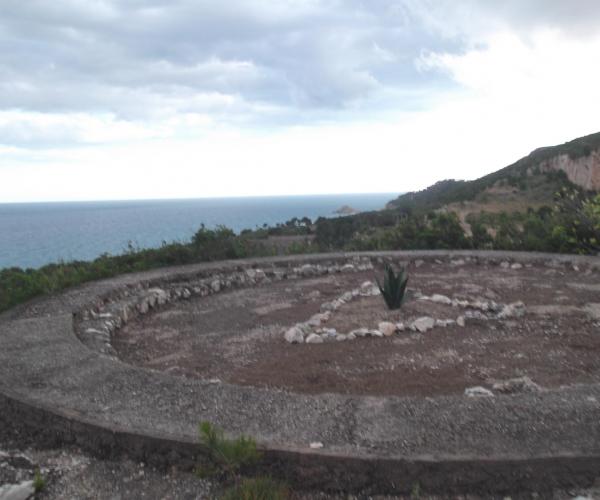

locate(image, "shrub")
(376, 264), (409, 310)
(220, 476), (289, 500)
(33, 469), (45, 493)
(197, 421), (261, 477)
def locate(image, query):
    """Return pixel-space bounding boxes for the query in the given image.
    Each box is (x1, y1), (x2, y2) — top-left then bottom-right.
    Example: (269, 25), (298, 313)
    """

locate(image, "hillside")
(387, 131), (600, 216)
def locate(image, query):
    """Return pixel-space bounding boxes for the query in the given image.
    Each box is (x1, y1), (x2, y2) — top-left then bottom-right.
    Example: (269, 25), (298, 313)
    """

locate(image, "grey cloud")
(2, 0), (597, 148)
(0, 0), (451, 124)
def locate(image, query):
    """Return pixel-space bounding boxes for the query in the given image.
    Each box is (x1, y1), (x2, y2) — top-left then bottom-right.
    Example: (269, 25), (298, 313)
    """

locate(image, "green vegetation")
(387, 131), (600, 214)
(197, 421), (261, 478)
(33, 468), (46, 493)
(376, 264), (409, 310)
(197, 422), (289, 500)
(0, 227), (276, 314)
(220, 477), (290, 500)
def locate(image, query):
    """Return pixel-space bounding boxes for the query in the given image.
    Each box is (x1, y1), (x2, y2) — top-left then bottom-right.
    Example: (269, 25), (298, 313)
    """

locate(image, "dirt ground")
(114, 260), (600, 397)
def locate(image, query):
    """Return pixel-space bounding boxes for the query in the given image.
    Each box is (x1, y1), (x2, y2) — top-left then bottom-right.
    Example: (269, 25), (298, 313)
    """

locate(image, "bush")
(220, 477), (289, 500)
(197, 421), (261, 477)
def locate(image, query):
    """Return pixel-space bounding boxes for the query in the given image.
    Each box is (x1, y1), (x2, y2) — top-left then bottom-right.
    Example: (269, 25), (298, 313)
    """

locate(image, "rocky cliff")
(538, 149), (600, 191)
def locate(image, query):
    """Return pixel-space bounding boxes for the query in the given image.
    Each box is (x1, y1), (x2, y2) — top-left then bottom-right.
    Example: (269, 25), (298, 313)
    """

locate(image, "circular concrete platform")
(1, 251), (600, 496)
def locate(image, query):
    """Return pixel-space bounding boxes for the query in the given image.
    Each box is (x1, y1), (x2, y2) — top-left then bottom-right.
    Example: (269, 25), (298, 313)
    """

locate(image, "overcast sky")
(1, 0), (600, 202)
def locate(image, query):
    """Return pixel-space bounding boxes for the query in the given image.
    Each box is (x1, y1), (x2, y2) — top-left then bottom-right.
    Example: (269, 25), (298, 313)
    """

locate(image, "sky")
(1, 0), (600, 202)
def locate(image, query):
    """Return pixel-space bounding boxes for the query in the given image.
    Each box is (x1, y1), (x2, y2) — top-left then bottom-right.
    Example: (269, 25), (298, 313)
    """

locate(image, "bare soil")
(114, 261), (600, 397)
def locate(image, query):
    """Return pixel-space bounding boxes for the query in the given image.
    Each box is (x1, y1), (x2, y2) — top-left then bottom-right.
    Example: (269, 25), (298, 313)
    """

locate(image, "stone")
(500, 261), (510, 269)
(367, 329), (384, 338)
(320, 301), (335, 312)
(410, 316), (435, 333)
(414, 259), (424, 268)
(299, 264), (317, 277)
(360, 280), (373, 292)
(430, 294), (452, 305)
(396, 322), (406, 332)
(210, 280), (221, 293)
(465, 386), (494, 397)
(149, 288), (169, 305)
(335, 334), (348, 341)
(309, 442), (324, 449)
(306, 333), (324, 344)
(378, 321), (397, 337)
(340, 263), (355, 273)
(456, 315), (466, 327)
(350, 328), (369, 337)
(492, 376), (542, 394)
(340, 291), (353, 302)
(284, 327), (304, 344)
(451, 259), (465, 266)
(435, 319), (453, 327)
(0, 481), (35, 500)
(497, 301), (526, 319)
(511, 263), (523, 270)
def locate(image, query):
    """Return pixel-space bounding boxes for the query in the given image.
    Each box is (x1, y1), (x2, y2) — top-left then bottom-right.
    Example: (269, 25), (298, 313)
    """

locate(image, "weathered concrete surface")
(1, 251), (600, 495)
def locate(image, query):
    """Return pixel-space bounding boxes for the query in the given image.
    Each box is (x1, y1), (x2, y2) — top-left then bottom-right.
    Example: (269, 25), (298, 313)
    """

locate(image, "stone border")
(1, 251), (600, 495)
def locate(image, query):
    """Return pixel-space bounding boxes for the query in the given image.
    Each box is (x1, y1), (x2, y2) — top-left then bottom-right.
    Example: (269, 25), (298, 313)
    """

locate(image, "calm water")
(0, 194), (395, 269)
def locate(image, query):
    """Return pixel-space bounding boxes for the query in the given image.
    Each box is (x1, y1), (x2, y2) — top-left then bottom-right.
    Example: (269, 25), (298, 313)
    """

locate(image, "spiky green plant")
(197, 421), (261, 477)
(376, 264), (409, 310)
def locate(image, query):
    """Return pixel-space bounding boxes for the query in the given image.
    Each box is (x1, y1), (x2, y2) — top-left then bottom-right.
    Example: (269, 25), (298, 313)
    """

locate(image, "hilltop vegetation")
(387, 131), (600, 214)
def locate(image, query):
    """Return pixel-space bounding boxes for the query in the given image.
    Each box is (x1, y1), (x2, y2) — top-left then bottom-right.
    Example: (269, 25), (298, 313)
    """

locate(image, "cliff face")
(537, 149), (600, 191)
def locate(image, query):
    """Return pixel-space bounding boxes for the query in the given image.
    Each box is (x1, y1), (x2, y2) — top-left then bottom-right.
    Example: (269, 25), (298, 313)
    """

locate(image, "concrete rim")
(1, 250), (600, 495)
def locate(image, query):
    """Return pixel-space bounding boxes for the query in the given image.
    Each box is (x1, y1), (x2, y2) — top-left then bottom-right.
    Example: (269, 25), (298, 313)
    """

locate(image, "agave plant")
(376, 264), (409, 310)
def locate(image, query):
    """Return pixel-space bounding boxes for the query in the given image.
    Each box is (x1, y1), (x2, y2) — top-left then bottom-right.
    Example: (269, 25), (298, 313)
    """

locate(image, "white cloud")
(2, 2), (600, 201)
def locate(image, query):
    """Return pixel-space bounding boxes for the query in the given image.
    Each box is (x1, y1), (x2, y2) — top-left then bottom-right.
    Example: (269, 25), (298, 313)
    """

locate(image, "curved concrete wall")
(1, 251), (600, 495)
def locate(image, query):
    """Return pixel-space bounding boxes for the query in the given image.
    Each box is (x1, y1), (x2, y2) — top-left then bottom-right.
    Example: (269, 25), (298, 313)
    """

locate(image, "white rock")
(299, 264), (317, 276)
(430, 294), (452, 305)
(350, 328), (369, 337)
(378, 321), (397, 337)
(335, 334), (348, 341)
(340, 263), (355, 273)
(296, 323), (312, 334)
(456, 316), (465, 327)
(149, 287), (169, 305)
(346, 332), (357, 340)
(0, 481), (35, 500)
(340, 291), (353, 302)
(395, 322), (406, 332)
(309, 442), (324, 449)
(306, 333), (324, 344)
(367, 329), (384, 338)
(360, 280), (373, 292)
(465, 386), (494, 397)
(307, 313), (325, 327)
(497, 301), (525, 319)
(284, 327), (304, 344)
(210, 280), (221, 293)
(451, 259), (465, 266)
(500, 261), (510, 269)
(492, 376), (542, 394)
(414, 259), (424, 268)
(320, 301), (336, 312)
(410, 316), (435, 333)
(510, 263), (523, 270)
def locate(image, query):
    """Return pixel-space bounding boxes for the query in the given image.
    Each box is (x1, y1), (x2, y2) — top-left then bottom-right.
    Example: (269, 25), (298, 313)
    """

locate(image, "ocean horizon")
(0, 193), (396, 270)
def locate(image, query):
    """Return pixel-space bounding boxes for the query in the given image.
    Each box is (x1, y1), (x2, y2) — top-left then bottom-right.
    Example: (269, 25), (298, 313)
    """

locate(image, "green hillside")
(387, 131), (600, 214)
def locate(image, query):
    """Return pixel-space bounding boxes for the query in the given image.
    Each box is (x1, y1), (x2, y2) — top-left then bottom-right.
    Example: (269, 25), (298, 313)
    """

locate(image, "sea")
(0, 193), (395, 270)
